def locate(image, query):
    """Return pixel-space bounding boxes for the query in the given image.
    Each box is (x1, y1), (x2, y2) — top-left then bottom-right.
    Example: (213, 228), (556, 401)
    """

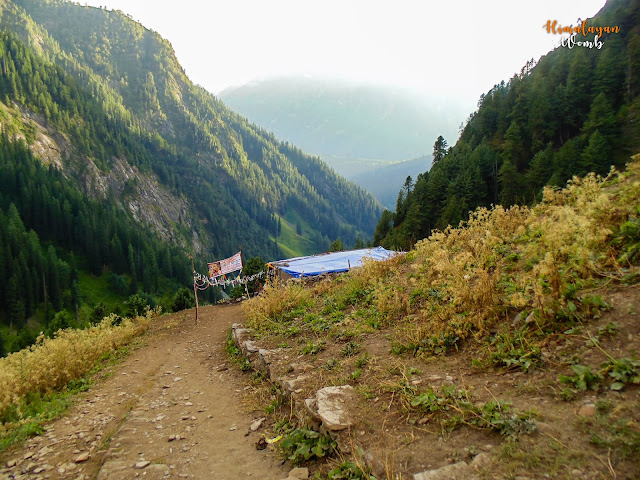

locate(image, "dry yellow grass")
(244, 155), (640, 354)
(0, 311), (153, 419)
(242, 282), (312, 331)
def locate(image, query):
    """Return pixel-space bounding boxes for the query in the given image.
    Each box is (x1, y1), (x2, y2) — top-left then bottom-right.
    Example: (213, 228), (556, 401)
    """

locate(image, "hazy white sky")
(82, 0), (606, 112)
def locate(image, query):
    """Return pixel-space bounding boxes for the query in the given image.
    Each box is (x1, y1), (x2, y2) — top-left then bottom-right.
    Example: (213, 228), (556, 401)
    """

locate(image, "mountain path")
(1, 304), (289, 480)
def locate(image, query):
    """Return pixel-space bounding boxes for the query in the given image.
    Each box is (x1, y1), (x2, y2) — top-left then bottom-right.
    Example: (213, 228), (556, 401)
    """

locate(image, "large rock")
(232, 324), (253, 345)
(243, 340), (259, 354)
(257, 348), (278, 379)
(288, 467), (309, 479)
(312, 385), (357, 431)
(279, 375), (308, 395)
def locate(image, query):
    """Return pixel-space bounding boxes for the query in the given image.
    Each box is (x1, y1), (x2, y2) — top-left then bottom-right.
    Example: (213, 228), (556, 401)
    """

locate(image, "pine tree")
(373, 210), (394, 247)
(498, 160), (520, 206)
(582, 93), (616, 138)
(128, 243), (138, 293)
(329, 239), (344, 252)
(580, 130), (612, 176)
(527, 143), (554, 196)
(0, 330), (6, 357)
(7, 274), (25, 328)
(432, 136), (448, 164)
(502, 121), (527, 171)
(46, 245), (61, 310)
(627, 33), (640, 100)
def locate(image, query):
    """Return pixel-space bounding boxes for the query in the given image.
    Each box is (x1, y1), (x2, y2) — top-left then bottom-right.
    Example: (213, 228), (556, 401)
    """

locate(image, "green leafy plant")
(613, 210), (640, 265)
(469, 400), (537, 436)
(590, 416), (640, 462)
(327, 460), (375, 479)
(280, 428), (337, 465)
(489, 328), (541, 372)
(601, 357), (640, 390)
(341, 341), (362, 357)
(558, 364), (602, 392)
(597, 321), (619, 337)
(324, 358), (340, 371)
(303, 313), (334, 333)
(265, 385), (285, 414)
(580, 294), (612, 317)
(354, 353), (370, 369)
(225, 331), (252, 372)
(410, 385), (468, 413)
(300, 340), (326, 355)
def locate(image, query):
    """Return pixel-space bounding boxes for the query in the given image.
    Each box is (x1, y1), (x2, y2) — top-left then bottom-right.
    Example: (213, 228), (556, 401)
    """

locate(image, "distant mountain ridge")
(219, 76), (466, 161)
(219, 76), (464, 205)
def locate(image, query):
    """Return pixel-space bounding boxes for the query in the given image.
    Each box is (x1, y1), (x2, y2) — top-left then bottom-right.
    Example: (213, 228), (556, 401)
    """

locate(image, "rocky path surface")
(1, 304), (289, 480)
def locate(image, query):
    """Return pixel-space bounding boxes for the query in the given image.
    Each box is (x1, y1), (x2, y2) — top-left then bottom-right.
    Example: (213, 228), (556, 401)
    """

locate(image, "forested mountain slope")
(376, 0), (640, 249)
(0, 0), (380, 351)
(1, 0), (380, 255)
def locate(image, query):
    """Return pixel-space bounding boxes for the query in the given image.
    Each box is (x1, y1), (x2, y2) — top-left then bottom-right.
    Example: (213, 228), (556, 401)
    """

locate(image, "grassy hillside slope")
(240, 157), (640, 479)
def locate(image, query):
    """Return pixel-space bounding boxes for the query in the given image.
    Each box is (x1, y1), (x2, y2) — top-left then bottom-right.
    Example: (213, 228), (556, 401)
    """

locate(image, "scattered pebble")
(134, 460), (150, 469)
(578, 404), (596, 417)
(250, 418), (266, 431)
(74, 452), (90, 463)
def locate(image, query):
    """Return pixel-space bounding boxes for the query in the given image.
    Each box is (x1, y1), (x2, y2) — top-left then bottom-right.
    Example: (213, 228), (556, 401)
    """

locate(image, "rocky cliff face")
(4, 99), (205, 253)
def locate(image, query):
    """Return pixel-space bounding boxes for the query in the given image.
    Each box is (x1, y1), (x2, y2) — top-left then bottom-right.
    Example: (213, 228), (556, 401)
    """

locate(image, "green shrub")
(171, 287), (194, 312)
(280, 428), (337, 465)
(126, 294), (150, 317)
(90, 302), (109, 324)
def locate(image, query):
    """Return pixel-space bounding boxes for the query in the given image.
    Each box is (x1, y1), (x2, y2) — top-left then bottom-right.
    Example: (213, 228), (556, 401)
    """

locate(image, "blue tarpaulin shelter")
(268, 246), (398, 279)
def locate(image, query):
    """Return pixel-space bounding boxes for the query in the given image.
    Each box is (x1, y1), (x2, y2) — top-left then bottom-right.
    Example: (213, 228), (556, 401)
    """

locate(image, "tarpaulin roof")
(270, 246), (398, 278)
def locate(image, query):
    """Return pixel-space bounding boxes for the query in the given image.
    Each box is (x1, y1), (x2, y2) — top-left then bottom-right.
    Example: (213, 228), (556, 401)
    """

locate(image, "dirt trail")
(1, 304), (289, 480)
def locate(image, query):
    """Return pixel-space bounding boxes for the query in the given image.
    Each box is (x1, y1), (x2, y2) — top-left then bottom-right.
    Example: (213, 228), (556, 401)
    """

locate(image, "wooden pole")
(239, 245), (249, 298)
(190, 255), (199, 325)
